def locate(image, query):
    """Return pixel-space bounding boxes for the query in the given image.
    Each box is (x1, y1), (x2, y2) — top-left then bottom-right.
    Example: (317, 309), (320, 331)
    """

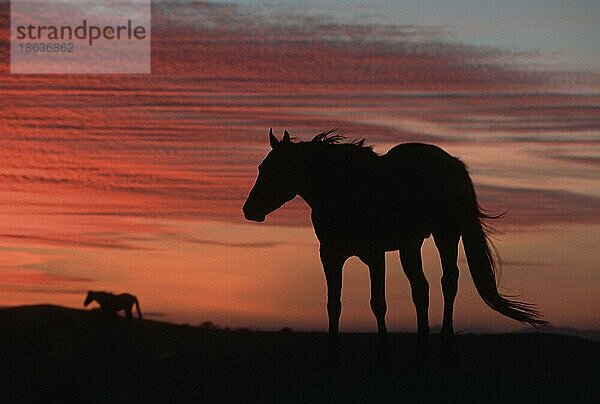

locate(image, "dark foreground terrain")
(0, 305), (598, 403)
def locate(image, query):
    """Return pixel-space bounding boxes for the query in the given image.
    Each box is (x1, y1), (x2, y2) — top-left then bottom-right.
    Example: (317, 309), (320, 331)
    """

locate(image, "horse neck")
(94, 293), (108, 305)
(297, 146), (371, 209)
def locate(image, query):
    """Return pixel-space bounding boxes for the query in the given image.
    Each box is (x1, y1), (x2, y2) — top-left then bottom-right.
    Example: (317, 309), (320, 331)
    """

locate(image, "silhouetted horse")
(243, 129), (545, 354)
(84, 291), (142, 322)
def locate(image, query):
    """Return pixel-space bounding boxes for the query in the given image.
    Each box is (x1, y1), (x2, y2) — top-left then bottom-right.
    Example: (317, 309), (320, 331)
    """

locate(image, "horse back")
(381, 142), (472, 221)
(311, 142), (473, 250)
(383, 142), (461, 170)
(119, 293), (137, 305)
(102, 293), (136, 311)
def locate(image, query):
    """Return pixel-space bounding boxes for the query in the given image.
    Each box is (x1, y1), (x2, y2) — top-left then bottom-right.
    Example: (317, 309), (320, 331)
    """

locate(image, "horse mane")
(89, 291), (113, 297)
(309, 130), (377, 157)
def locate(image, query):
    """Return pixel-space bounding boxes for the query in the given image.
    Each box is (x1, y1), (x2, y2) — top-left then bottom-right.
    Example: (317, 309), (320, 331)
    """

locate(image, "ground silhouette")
(243, 130), (545, 359)
(0, 305), (597, 402)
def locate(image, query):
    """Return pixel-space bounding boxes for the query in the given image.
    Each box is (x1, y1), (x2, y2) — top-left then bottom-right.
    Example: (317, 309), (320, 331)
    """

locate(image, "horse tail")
(460, 176), (547, 326)
(134, 297), (143, 320)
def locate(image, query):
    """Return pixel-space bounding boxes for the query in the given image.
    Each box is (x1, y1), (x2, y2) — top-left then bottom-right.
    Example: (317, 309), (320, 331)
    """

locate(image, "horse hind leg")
(433, 232), (460, 340)
(434, 231), (460, 364)
(399, 237), (429, 355)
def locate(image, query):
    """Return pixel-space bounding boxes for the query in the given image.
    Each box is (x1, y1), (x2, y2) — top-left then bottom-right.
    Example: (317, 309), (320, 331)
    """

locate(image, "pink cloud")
(0, 269), (92, 285)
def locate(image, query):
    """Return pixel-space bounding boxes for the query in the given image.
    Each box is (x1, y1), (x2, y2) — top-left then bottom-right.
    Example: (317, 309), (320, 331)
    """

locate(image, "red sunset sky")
(0, 1), (598, 332)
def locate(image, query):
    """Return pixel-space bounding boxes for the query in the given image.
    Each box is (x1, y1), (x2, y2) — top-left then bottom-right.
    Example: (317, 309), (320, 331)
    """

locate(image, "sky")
(0, 0), (598, 332)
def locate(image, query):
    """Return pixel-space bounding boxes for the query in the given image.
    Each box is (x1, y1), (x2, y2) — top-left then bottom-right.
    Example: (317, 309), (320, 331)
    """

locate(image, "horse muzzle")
(242, 205), (265, 222)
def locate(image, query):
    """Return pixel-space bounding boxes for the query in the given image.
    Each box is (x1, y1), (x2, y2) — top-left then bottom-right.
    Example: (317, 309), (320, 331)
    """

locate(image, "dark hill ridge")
(0, 305), (598, 403)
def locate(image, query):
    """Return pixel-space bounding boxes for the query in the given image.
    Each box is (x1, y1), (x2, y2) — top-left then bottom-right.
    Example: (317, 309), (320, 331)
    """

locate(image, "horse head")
(243, 129), (300, 222)
(83, 290), (95, 306)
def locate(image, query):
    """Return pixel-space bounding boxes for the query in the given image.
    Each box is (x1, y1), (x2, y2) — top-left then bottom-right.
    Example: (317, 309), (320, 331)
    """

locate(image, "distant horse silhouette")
(243, 129), (546, 354)
(84, 291), (142, 322)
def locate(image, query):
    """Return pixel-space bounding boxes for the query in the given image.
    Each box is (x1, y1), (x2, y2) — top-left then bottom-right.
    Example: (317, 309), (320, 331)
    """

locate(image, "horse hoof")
(326, 336), (340, 367)
(376, 337), (388, 364)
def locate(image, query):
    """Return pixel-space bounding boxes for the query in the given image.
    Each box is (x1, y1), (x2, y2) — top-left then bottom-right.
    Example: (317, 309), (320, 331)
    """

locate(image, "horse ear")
(269, 128), (279, 149)
(283, 130), (291, 143)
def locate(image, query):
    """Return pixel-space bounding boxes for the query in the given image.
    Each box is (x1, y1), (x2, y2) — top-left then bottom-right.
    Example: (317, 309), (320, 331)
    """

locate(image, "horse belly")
(312, 209), (431, 254)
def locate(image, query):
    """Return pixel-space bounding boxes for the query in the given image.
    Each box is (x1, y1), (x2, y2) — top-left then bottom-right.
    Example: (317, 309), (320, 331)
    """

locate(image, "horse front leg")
(121, 307), (133, 333)
(360, 251), (388, 363)
(358, 252), (388, 337)
(399, 237), (429, 358)
(320, 245), (347, 363)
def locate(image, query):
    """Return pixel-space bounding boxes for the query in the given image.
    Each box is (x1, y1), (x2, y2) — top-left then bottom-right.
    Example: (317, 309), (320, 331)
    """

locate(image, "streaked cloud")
(0, 269), (92, 285)
(170, 235), (283, 249)
(0, 1), (597, 230)
(477, 185), (600, 227)
(0, 233), (150, 250)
